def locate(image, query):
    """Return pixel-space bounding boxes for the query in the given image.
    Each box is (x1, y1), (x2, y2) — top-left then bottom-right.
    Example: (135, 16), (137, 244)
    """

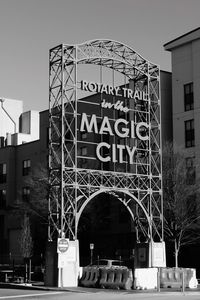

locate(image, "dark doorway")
(77, 192), (136, 267)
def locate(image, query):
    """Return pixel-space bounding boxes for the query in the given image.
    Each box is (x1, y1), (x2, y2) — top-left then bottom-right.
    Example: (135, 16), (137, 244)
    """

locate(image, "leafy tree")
(162, 142), (200, 267)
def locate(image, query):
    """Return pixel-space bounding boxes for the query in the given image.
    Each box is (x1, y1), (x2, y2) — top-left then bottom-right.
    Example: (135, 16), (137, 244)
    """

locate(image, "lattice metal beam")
(48, 40), (163, 244)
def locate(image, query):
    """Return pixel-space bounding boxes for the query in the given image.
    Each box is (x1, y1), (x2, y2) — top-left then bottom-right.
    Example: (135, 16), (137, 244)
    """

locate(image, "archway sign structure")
(48, 40), (164, 265)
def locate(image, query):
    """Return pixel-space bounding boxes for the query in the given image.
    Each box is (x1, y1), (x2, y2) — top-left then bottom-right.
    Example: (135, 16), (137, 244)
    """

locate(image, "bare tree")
(19, 213), (33, 259)
(162, 142), (200, 267)
(24, 164), (49, 221)
(18, 213), (33, 282)
(10, 164), (49, 263)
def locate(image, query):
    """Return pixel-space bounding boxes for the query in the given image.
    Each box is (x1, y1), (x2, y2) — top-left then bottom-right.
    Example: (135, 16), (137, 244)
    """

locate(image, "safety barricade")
(160, 268), (198, 289)
(99, 268), (108, 289)
(79, 266), (100, 288)
(101, 269), (115, 289)
(110, 268), (122, 289)
(119, 269), (133, 290)
(99, 267), (133, 290)
(80, 266), (133, 290)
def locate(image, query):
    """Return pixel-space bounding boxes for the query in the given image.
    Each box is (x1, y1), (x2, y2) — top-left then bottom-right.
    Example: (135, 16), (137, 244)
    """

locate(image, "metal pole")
(29, 259), (31, 283)
(90, 249), (93, 265)
(61, 44), (65, 239)
(181, 269), (185, 294)
(157, 268), (160, 292)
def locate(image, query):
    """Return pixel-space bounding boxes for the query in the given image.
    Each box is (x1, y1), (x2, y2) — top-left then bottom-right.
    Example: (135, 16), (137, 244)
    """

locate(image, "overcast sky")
(0, 0), (200, 111)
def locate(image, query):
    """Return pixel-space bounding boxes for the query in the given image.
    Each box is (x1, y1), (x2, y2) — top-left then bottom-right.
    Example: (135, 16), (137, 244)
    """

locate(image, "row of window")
(0, 163), (6, 183)
(184, 82), (193, 111)
(0, 159), (31, 184)
(185, 119), (194, 148)
(0, 187), (30, 209)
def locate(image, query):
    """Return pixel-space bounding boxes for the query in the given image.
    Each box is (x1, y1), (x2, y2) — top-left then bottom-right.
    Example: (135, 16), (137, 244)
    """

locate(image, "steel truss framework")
(48, 40), (163, 245)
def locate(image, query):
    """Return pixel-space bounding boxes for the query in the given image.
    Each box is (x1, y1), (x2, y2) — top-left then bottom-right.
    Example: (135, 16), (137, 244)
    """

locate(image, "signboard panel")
(76, 79), (149, 173)
(152, 242), (166, 267)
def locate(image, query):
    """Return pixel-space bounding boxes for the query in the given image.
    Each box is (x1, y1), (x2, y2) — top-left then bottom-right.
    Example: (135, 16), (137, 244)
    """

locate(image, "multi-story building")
(164, 27), (200, 154)
(164, 27), (200, 270)
(0, 99), (44, 262)
(0, 71), (171, 265)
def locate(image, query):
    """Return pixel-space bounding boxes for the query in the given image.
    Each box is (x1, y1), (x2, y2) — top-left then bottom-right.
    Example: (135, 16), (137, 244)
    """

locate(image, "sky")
(0, 0), (200, 112)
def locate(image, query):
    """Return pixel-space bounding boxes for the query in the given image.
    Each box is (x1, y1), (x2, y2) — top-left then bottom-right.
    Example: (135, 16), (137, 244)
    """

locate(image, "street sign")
(57, 238), (69, 254)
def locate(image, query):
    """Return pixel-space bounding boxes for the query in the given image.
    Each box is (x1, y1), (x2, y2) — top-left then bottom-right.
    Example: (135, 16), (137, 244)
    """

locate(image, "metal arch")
(48, 39), (163, 246)
(74, 39), (154, 66)
(63, 39), (159, 77)
(77, 57), (146, 79)
(76, 189), (150, 229)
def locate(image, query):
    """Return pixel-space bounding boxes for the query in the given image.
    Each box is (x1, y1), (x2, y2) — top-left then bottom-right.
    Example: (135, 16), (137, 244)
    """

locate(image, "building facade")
(164, 27), (200, 271)
(164, 27), (200, 162)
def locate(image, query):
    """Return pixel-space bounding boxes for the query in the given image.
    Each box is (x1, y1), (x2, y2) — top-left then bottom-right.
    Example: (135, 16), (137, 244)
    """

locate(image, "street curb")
(0, 283), (86, 293)
(1, 282), (200, 296)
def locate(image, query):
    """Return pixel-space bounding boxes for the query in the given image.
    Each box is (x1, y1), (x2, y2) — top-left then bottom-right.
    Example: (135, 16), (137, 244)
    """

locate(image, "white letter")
(108, 85), (114, 95)
(130, 120), (135, 138)
(112, 144), (117, 162)
(101, 84), (108, 94)
(81, 80), (88, 91)
(134, 90), (140, 100)
(88, 82), (97, 92)
(114, 86), (121, 96)
(99, 117), (113, 135)
(80, 113), (98, 133)
(117, 144), (126, 163)
(127, 89), (133, 99)
(126, 146), (137, 164)
(114, 119), (129, 138)
(96, 142), (110, 162)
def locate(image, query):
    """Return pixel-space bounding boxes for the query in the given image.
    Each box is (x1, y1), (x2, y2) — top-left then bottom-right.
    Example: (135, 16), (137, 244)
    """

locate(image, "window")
(186, 157), (196, 185)
(0, 190), (6, 208)
(81, 147), (87, 156)
(185, 119), (195, 148)
(0, 163), (6, 183)
(23, 159), (31, 176)
(0, 215), (4, 237)
(184, 83), (193, 111)
(22, 187), (30, 202)
(187, 194), (197, 220)
(81, 132), (87, 140)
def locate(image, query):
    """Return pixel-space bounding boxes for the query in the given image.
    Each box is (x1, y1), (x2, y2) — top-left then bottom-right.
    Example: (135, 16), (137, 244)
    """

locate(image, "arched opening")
(77, 192), (134, 267)
(77, 190), (150, 268)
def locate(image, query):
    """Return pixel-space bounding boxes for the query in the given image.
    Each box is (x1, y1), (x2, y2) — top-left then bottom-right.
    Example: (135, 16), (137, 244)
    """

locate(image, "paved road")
(0, 288), (200, 300)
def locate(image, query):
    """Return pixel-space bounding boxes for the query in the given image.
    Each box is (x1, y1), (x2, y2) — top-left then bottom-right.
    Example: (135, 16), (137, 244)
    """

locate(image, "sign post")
(90, 243), (94, 265)
(57, 238), (69, 287)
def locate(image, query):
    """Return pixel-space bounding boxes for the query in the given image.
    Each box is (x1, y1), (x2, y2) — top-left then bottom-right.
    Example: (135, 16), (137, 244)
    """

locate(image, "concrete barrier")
(80, 266), (133, 290)
(100, 267), (132, 290)
(99, 267), (108, 289)
(160, 267), (198, 289)
(80, 266), (99, 288)
(134, 268), (158, 289)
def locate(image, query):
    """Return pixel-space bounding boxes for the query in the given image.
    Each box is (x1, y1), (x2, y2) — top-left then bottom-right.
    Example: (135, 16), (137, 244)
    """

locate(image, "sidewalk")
(1, 282), (200, 296)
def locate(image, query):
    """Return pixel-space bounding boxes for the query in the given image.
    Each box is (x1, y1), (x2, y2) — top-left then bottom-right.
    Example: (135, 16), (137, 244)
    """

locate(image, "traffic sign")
(57, 238), (69, 253)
